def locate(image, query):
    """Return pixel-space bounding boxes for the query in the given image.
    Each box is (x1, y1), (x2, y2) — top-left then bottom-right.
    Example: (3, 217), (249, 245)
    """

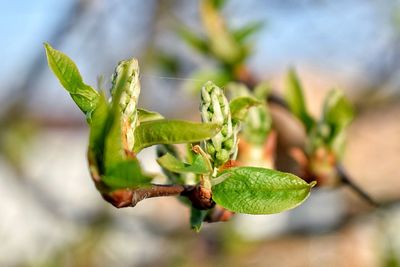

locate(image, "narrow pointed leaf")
(200, 0), (243, 64)
(284, 69), (314, 132)
(212, 167), (315, 214)
(209, 0), (227, 9)
(88, 94), (110, 171)
(321, 89), (354, 157)
(233, 21), (264, 43)
(138, 108), (164, 123)
(323, 89), (354, 133)
(44, 43), (99, 114)
(103, 60), (136, 170)
(176, 25), (210, 54)
(229, 96), (261, 121)
(133, 120), (221, 153)
(157, 153), (210, 174)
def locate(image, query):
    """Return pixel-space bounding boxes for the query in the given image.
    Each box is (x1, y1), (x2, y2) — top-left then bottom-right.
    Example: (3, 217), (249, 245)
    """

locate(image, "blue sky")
(0, 1), (71, 85)
(0, 0), (398, 111)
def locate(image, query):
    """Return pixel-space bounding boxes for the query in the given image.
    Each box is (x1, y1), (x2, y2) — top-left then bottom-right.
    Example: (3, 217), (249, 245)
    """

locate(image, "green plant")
(285, 69), (353, 185)
(173, 0), (376, 206)
(44, 43), (315, 231)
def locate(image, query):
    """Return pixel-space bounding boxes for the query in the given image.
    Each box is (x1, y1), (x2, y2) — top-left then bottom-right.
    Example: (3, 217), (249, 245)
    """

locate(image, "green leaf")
(176, 25), (210, 55)
(44, 43), (99, 114)
(212, 167), (315, 214)
(209, 0), (227, 9)
(103, 60), (137, 169)
(137, 108), (164, 123)
(190, 207), (208, 232)
(88, 94), (110, 171)
(103, 109), (124, 170)
(200, 0), (244, 64)
(157, 153), (210, 174)
(233, 21), (264, 43)
(284, 68), (314, 132)
(322, 89), (354, 134)
(102, 159), (152, 190)
(320, 89), (354, 157)
(229, 96), (261, 121)
(133, 120), (221, 153)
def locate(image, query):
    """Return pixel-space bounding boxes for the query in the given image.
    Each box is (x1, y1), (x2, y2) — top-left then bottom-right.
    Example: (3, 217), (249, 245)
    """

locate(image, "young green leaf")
(176, 25), (210, 55)
(209, 0), (227, 9)
(89, 59), (137, 172)
(133, 120), (221, 153)
(103, 109), (125, 171)
(190, 207), (208, 232)
(157, 153), (210, 174)
(284, 69), (314, 132)
(103, 64), (133, 170)
(322, 89), (354, 134)
(88, 94), (110, 171)
(44, 43), (99, 114)
(137, 108), (164, 123)
(102, 159), (152, 190)
(229, 96), (261, 121)
(320, 89), (354, 157)
(233, 21), (264, 43)
(212, 167), (315, 214)
(200, 0), (243, 64)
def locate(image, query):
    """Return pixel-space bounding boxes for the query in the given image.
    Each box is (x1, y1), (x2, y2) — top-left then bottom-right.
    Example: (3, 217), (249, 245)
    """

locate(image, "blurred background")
(1, 0), (400, 266)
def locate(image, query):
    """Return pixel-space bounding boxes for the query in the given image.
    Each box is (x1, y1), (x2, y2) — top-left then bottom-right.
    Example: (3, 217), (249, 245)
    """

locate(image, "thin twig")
(102, 184), (193, 208)
(336, 164), (379, 207)
(131, 184), (189, 206)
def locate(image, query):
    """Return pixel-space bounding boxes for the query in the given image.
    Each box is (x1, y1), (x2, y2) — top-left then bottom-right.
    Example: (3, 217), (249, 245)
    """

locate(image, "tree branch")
(336, 164), (379, 207)
(102, 184), (192, 208)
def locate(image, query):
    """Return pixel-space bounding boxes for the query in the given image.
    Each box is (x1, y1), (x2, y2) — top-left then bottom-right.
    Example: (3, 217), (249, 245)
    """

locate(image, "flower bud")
(200, 81), (239, 168)
(110, 59), (141, 151)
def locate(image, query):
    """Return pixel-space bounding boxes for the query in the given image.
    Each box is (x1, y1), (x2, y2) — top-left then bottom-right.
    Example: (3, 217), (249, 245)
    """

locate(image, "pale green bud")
(110, 58), (141, 151)
(200, 81), (238, 168)
(216, 149), (230, 165)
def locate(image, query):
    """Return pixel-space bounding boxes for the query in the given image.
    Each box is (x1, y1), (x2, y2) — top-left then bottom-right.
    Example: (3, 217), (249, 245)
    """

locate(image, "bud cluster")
(111, 59), (141, 151)
(201, 81), (238, 167)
